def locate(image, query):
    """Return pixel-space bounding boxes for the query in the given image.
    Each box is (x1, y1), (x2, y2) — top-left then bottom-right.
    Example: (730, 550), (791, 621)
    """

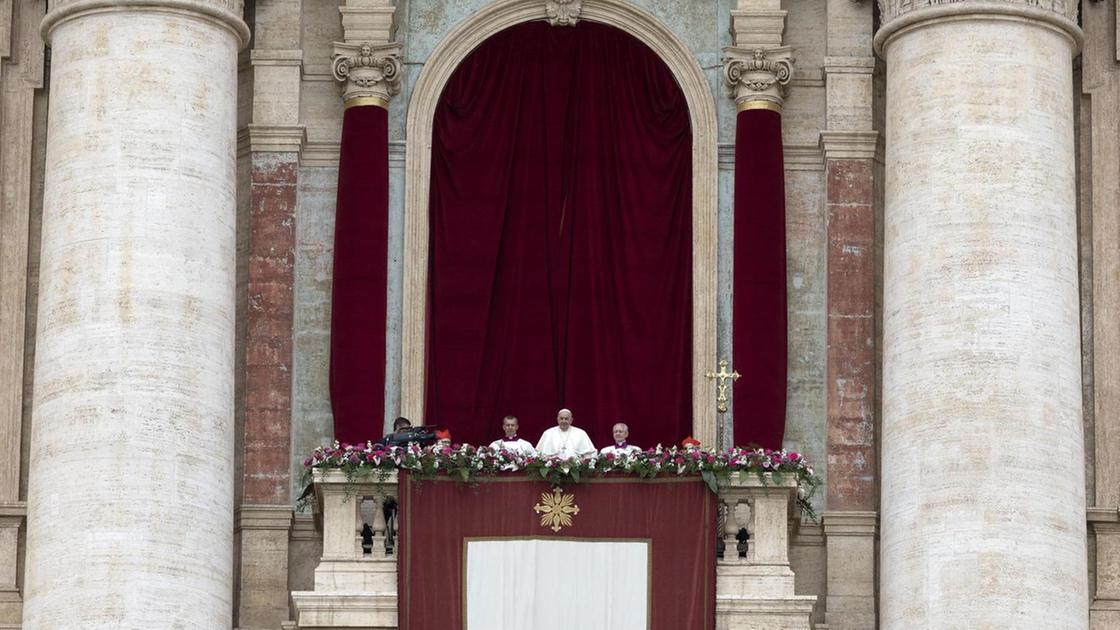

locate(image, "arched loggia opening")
(401, 0), (719, 446)
(424, 20), (692, 447)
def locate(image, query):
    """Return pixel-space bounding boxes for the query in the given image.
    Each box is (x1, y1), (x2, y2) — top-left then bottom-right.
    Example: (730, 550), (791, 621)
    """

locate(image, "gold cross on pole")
(705, 359), (741, 413)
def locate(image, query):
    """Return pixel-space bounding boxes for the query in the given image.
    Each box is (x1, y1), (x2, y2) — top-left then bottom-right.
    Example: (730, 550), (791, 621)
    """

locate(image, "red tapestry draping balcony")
(399, 474), (716, 630)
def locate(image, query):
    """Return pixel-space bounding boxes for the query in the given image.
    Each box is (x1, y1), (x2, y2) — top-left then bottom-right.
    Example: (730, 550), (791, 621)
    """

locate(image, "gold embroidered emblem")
(533, 488), (580, 532)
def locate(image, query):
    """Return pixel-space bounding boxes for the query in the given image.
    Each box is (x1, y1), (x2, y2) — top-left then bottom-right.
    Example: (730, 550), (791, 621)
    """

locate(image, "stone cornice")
(339, 4), (395, 43)
(718, 142), (824, 171)
(819, 130), (880, 161)
(822, 510), (879, 536)
(246, 124), (307, 154)
(878, 0), (1077, 24)
(235, 504), (294, 532)
(0, 501), (26, 521)
(300, 140), (405, 168)
(250, 48), (303, 67)
(874, 1), (1082, 57)
(1088, 506), (1120, 524)
(41, 0), (250, 47)
(823, 55), (875, 75)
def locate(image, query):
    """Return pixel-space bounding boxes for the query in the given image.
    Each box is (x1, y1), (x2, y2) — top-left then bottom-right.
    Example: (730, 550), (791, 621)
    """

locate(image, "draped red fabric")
(399, 474), (716, 629)
(330, 104), (390, 444)
(731, 108), (787, 449)
(427, 21), (693, 448)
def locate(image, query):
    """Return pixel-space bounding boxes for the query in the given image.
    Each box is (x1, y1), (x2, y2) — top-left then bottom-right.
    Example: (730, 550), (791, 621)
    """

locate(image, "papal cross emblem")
(532, 488), (580, 532)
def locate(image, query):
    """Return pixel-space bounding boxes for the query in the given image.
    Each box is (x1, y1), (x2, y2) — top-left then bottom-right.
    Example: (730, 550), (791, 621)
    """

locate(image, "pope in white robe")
(535, 408), (595, 458)
(488, 415), (537, 456)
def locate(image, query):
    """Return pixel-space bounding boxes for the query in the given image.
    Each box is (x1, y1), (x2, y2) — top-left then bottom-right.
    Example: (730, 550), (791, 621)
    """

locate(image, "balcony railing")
(290, 469), (814, 629)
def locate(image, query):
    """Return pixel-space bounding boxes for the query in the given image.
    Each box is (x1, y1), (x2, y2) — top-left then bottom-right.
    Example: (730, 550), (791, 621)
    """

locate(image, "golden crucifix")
(705, 359), (741, 413)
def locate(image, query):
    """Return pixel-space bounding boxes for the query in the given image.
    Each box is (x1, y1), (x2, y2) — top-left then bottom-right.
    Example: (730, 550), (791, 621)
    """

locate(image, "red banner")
(399, 473), (716, 629)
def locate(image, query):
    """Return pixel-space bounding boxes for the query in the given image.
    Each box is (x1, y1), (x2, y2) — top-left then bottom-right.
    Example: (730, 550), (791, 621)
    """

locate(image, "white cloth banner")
(465, 539), (649, 630)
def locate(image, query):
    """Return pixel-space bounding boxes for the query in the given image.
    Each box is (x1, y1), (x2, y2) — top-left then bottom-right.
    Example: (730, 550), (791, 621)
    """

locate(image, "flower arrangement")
(302, 441), (820, 519)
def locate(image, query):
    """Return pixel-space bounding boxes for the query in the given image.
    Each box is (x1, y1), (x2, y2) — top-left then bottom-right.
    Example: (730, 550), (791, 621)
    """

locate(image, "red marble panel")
(826, 157), (877, 511)
(243, 151), (297, 505)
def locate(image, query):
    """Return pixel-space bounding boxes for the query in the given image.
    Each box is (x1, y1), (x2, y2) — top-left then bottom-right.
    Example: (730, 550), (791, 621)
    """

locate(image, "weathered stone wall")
(1080, 2), (1120, 627)
(0, 0), (45, 624)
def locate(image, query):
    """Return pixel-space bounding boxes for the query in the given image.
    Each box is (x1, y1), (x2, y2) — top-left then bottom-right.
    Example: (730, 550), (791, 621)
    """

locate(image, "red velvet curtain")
(399, 474), (716, 629)
(732, 108), (787, 449)
(426, 21), (692, 448)
(330, 104), (390, 444)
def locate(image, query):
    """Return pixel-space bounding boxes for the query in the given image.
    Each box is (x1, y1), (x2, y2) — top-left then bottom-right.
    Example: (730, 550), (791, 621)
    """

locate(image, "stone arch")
(401, 0), (719, 445)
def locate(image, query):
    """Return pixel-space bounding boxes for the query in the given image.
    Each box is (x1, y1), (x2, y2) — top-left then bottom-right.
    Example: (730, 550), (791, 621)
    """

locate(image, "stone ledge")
(246, 124), (307, 154)
(236, 504), (294, 531)
(822, 510), (878, 536)
(715, 596), (817, 614)
(1088, 506), (1120, 523)
(719, 143), (824, 172)
(250, 49), (304, 66)
(819, 130), (880, 161)
(290, 591), (397, 629)
(0, 503), (25, 520)
(823, 55), (875, 75)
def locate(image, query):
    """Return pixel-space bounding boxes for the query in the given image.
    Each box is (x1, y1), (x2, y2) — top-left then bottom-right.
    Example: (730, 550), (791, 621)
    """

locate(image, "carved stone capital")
(545, 0), (581, 26)
(722, 46), (794, 109)
(874, 0), (1082, 58)
(877, 0), (1078, 25)
(331, 41), (402, 105)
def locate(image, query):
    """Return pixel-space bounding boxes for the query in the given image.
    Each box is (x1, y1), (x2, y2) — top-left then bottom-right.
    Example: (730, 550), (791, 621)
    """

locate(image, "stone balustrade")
(715, 472), (816, 629)
(290, 469), (814, 629)
(291, 469), (400, 629)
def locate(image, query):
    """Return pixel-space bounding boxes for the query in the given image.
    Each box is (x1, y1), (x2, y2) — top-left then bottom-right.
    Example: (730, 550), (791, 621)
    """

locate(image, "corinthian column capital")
(722, 46), (794, 110)
(331, 41), (402, 107)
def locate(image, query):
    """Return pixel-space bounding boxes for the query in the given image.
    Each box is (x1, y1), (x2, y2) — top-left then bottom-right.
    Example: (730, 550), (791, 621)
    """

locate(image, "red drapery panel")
(427, 21), (693, 448)
(330, 104), (390, 444)
(732, 108), (787, 449)
(399, 474), (716, 629)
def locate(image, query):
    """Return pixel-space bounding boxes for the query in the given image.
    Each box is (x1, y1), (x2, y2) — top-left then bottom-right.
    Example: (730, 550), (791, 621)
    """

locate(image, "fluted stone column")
(23, 1), (248, 628)
(876, 2), (1085, 628)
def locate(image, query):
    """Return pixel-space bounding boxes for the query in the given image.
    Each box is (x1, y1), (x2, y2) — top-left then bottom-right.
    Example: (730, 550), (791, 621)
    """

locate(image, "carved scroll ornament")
(722, 47), (794, 108)
(332, 42), (403, 104)
(545, 0), (581, 26)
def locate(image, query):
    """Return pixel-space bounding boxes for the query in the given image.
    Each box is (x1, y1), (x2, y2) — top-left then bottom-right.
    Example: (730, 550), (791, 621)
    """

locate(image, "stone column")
(23, 1), (248, 628)
(876, 2), (1086, 628)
